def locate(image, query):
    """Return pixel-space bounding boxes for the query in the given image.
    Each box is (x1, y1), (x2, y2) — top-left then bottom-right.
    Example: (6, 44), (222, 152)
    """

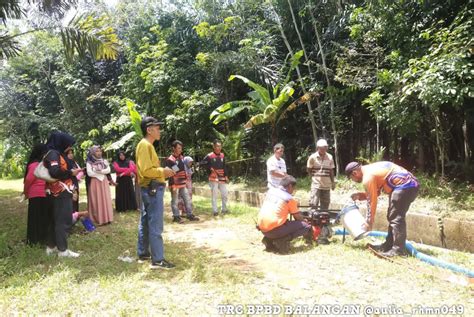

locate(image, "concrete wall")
(193, 186), (474, 253)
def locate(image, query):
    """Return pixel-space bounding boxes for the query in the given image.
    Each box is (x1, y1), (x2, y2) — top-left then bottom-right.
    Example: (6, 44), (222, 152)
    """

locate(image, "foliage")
(209, 50), (306, 141)
(0, 0), (473, 182)
(0, 141), (26, 179)
(61, 13), (121, 61)
(0, 1), (119, 60)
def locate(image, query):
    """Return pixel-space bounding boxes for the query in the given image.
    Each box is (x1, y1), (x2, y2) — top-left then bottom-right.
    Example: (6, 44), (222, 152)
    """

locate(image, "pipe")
(334, 229), (474, 278)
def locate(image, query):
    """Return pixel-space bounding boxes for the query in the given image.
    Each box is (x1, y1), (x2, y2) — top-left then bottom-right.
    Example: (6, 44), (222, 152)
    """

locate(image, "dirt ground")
(165, 214), (473, 315)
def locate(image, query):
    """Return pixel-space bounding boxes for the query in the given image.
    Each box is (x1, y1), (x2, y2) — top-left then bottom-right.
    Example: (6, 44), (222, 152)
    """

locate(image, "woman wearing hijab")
(43, 131), (82, 258)
(112, 151), (138, 212)
(66, 149), (84, 212)
(86, 145), (114, 225)
(23, 143), (51, 245)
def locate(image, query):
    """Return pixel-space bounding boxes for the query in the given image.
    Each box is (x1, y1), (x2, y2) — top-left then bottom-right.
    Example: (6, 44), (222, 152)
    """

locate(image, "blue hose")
(334, 229), (474, 278)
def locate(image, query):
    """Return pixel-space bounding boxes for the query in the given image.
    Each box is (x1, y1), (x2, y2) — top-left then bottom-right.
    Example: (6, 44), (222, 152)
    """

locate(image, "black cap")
(141, 116), (163, 135)
(345, 162), (361, 177)
(142, 116), (163, 127)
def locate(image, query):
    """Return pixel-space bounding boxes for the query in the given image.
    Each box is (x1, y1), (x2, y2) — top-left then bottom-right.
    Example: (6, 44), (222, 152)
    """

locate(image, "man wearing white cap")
(306, 139), (335, 210)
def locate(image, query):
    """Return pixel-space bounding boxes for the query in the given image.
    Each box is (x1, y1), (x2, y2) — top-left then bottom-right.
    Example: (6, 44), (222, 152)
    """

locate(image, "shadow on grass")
(0, 189), (260, 290)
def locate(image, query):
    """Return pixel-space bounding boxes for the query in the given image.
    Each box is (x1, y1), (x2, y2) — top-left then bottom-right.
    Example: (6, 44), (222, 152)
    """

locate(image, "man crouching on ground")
(257, 175), (312, 254)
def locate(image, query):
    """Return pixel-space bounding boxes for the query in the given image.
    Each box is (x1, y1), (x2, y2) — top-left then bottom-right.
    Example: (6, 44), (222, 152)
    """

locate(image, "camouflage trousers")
(309, 188), (330, 210)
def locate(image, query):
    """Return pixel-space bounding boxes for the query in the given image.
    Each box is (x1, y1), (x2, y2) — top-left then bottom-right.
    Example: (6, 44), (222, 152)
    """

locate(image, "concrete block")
(443, 218), (474, 252)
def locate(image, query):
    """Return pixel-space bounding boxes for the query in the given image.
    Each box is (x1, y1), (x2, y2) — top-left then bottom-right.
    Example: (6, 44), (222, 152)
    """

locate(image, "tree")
(0, 0), (120, 60)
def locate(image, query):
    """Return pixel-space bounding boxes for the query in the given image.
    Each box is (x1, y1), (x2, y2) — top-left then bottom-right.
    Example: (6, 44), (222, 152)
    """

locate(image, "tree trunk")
(287, 0), (325, 134)
(462, 119), (470, 165)
(434, 111), (445, 178)
(307, 5), (340, 175)
(417, 139), (425, 172)
(270, 4), (318, 148)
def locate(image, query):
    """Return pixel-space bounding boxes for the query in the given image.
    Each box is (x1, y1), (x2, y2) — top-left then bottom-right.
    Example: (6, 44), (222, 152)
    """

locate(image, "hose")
(334, 229), (474, 278)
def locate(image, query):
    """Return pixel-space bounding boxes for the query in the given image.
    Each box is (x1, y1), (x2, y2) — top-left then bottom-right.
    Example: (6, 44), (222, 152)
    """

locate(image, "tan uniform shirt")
(307, 151), (335, 190)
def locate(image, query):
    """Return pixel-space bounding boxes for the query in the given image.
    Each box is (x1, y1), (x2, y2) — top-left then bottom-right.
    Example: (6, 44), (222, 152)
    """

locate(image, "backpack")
(34, 151), (57, 183)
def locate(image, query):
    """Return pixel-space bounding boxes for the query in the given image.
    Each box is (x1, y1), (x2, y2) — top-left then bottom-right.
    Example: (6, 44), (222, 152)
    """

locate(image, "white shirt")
(87, 160), (111, 182)
(266, 155), (287, 188)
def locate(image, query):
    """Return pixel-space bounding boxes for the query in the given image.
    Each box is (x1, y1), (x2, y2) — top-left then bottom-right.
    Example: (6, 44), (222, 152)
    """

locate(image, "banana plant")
(210, 50), (307, 142)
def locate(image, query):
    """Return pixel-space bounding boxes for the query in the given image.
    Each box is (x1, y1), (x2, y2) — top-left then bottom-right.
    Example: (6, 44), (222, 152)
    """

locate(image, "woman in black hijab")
(43, 131), (82, 258)
(112, 151), (138, 212)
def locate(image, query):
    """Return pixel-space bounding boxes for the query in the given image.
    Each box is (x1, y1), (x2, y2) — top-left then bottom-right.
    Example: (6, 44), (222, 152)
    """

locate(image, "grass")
(196, 174), (474, 221)
(0, 179), (473, 315)
(0, 187), (258, 314)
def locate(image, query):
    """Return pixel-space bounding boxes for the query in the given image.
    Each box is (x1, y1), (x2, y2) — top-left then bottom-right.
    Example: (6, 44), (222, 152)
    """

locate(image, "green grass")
(1, 180), (473, 315)
(0, 187), (259, 314)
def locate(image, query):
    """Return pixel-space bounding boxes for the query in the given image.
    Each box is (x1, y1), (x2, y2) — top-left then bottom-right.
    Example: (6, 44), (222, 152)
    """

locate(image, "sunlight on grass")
(0, 180), (473, 315)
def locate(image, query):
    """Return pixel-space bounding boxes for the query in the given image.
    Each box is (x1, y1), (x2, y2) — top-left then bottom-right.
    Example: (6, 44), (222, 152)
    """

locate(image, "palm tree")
(0, 0), (119, 60)
(210, 52), (318, 144)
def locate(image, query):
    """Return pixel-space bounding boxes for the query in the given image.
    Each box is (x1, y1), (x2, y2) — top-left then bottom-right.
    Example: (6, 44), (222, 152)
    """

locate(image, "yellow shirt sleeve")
(136, 139), (165, 186)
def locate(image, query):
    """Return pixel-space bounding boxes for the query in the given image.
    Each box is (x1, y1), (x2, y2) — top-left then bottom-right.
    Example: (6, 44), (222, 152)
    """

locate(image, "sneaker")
(150, 259), (175, 269)
(368, 243), (391, 253)
(172, 216), (185, 224)
(58, 249), (80, 258)
(137, 255), (151, 263)
(381, 248), (407, 258)
(46, 246), (58, 256)
(221, 210), (230, 215)
(187, 214), (200, 221)
(212, 212), (218, 217)
(273, 236), (291, 254)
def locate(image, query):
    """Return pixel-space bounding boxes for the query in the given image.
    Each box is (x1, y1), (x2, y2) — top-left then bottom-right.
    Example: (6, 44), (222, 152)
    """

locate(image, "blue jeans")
(137, 186), (165, 262)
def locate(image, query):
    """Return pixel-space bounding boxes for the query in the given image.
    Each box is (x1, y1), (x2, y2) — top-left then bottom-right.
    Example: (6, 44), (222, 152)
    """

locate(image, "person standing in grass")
(178, 156), (195, 216)
(135, 116), (176, 269)
(345, 161), (419, 257)
(86, 145), (114, 225)
(306, 139), (336, 210)
(113, 151), (138, 212)
(23, 143), (51, 245)
(44, 131), (82, 258)
(266, 143), (287, 189)
(200, 140), (229, 216)
(66, 149), (84, 213)
(165, 141), (199, 223)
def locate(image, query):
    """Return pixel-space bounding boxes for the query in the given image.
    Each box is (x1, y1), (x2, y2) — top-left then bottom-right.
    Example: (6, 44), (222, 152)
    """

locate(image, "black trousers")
(47, 191), (73, 251)
(27, 197), (52, 245)
(384, 186), (419, 251)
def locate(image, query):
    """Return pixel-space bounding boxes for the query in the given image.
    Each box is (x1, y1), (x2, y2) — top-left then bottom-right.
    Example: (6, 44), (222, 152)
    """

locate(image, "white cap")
(316, 139), (328, 147)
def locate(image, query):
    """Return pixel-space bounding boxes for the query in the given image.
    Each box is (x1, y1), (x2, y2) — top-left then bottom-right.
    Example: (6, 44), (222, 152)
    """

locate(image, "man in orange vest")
(165, 140), (199, 223)
(346, 161), (419, 257)
(257, 175), (312, 254)
(200, 140), (229, 216)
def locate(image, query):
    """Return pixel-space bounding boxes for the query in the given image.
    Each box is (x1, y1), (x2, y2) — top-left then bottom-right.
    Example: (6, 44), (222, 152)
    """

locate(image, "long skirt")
(115, 176), (138, 212)
(27, 197), (52, 245)
(88, 177), (114, 225)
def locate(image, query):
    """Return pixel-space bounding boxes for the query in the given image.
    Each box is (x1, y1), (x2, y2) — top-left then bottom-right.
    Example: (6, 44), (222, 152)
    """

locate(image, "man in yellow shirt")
(257, 175), (312, 254)
(136, 117), (176, 269)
